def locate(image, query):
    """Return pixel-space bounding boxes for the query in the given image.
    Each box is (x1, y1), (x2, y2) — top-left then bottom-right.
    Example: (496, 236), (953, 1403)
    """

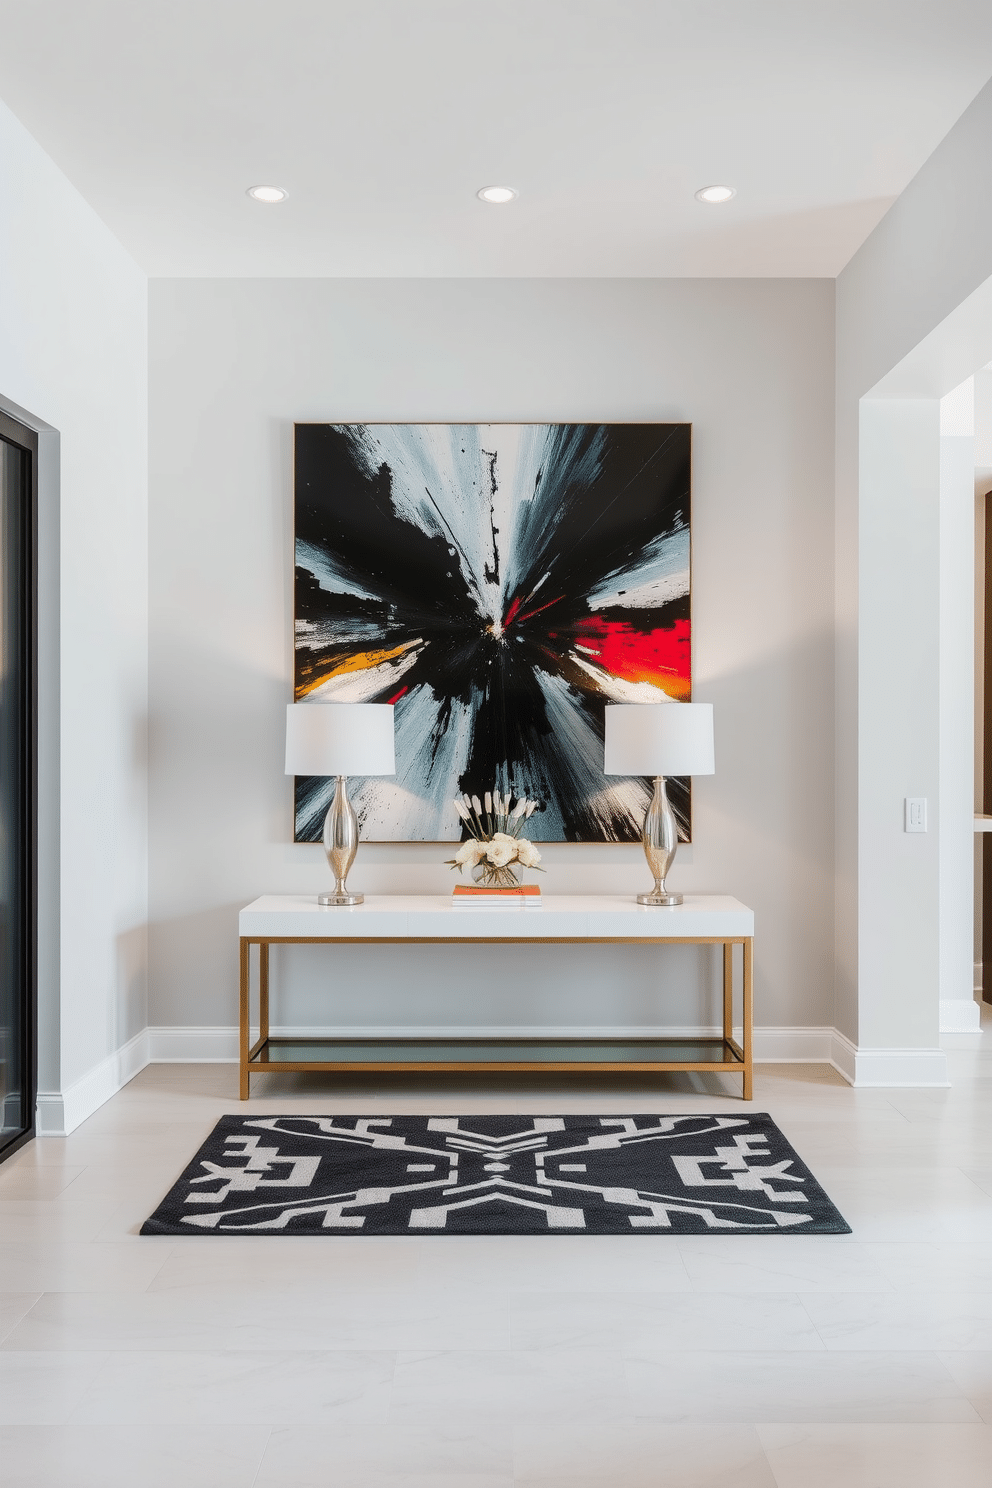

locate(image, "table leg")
(239, 938), (250, 1100)
(259, 942), (270, 1047)
(742, 936), (753, 1100)
(723, 942), (733, 1046)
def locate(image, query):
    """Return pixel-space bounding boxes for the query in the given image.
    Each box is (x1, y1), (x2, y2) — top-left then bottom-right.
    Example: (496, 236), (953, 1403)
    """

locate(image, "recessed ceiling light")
(477, 185), (518, 204)
(246, 184), (288, 204)
(694, 184), (736, 205)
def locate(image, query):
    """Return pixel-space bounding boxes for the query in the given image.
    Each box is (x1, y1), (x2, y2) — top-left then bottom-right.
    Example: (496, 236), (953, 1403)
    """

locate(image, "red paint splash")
(570, 617), (690, 699)
(386, 685), (409, 705)
(516, 594), (566, 626)
(503, 595), (523, 628)
(503, 593), (565, 630)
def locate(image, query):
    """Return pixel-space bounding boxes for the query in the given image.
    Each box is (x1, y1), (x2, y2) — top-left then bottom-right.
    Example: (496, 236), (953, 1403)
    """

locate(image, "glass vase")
(471, 860), (523, 889)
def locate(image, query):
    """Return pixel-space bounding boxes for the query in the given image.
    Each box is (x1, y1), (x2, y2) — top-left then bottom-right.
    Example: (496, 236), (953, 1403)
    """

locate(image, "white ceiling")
(2, 1), (992, 278)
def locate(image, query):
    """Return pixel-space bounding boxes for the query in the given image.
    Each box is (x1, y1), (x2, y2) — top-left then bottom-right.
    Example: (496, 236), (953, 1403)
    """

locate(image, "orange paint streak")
(296, 642), (416, 698)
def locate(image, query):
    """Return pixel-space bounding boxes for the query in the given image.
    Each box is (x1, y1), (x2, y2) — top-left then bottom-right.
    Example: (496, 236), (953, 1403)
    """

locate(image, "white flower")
(453, 840), (484, 867)
(515, 837), (541, 868)
(486, 839), (516, 868)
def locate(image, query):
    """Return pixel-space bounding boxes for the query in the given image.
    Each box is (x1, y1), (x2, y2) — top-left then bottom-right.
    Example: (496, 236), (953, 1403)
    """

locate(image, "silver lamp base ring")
(318, 892), (364, 907)
(637, 891), (683, 907)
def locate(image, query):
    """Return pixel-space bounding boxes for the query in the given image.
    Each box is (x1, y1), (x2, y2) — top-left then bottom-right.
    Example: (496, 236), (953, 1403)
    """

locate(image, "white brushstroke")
(296, 541), (378, 601)
(585, 527), (689, 611)
(351, 686), (477, 840)
(584, 779), (653, 823)
(338, 423), (561, 633)
(337, 426), (501, 624)
(503, 426), (609, 605)
(296, 617), (390, 649)
(569, 653), (677, 705)
(533, 672), (651, 841)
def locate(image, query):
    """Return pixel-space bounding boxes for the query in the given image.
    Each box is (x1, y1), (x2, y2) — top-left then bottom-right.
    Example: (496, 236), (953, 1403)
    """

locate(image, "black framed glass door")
(0, 410), (36, 1162)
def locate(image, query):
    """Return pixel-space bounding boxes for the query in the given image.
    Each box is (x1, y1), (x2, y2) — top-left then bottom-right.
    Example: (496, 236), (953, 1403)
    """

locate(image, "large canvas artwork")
(294, 422), (691, 843)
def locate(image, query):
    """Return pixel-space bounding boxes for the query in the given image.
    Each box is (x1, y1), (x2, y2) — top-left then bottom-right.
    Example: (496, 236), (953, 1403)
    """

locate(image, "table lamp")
(285, 702), (395, 906)
(604, 702), (714, 906)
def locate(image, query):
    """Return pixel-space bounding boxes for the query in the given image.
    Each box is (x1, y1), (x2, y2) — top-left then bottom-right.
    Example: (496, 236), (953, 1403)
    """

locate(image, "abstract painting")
(294, 422), (691, 842)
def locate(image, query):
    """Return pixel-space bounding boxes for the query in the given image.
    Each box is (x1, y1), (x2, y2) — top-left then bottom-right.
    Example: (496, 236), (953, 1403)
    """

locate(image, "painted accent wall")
(148, 277), (835, 1037)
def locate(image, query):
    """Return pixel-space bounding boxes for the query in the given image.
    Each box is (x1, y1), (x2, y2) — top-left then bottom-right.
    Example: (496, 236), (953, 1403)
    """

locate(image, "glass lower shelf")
(249, 1037), (744, 1069)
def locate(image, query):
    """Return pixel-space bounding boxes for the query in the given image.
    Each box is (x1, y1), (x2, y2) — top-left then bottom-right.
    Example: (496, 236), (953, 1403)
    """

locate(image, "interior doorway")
(981, 486), (992, 1004)
(0, 408), (37, 1162)
(975, 372), (992, 1007)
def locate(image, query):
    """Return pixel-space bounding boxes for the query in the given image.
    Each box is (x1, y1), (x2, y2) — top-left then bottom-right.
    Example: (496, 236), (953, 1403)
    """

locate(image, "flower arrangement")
(447, 790), (543, 888)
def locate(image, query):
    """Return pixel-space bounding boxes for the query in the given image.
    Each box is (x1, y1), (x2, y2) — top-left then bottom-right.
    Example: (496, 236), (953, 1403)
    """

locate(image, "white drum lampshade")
(604, 702), (715, 778)
(285, 702), (395, 907)
(285, 702), (395, 778)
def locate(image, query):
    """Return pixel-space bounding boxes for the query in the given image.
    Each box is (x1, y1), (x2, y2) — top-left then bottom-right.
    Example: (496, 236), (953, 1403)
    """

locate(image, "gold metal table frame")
(238, 903), (753, 1100)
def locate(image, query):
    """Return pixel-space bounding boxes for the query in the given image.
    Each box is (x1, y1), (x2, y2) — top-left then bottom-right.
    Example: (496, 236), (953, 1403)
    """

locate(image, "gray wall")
(0, 97), (148, 1104)
(148, 277), (834, 1034)
(835, 77), (992, 1051)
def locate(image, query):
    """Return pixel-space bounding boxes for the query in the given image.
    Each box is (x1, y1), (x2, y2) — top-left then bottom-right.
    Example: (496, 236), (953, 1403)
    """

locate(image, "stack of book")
(452, 883), (542, 909)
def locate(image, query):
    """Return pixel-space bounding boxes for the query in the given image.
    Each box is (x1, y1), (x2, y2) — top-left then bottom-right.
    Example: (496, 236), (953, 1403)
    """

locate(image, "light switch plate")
(905, 797), (927, 832)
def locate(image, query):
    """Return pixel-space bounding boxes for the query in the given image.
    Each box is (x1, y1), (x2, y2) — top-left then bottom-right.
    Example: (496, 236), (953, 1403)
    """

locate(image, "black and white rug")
(142, 1114), (849, 1236)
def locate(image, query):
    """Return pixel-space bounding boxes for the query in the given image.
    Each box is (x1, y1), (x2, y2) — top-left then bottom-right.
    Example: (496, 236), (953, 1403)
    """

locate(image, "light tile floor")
(4, 1016), (992, 1487)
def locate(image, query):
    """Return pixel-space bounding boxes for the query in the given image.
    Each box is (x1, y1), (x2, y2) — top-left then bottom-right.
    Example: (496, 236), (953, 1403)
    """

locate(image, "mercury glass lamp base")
(636, 776), (684, 908)
(319, 777), (364, 907)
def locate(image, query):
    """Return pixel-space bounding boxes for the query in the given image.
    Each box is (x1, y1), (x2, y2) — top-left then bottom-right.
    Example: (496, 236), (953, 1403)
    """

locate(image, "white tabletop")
(239, 893), (754, 940)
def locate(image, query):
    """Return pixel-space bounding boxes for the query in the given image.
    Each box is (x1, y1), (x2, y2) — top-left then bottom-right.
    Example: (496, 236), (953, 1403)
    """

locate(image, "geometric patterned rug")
(141, 1113), (850, 1236)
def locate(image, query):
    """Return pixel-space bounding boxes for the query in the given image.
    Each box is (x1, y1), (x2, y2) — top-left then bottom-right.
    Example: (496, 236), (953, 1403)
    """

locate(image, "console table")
(238, 894), (754, 1100)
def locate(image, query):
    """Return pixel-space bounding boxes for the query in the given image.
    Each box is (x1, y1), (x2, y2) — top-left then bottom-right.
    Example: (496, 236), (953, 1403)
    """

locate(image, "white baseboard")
(146, 1023), (838, 1065)
(29, 1018), (959, 1137)
(147, 1026), (243, 1063)
(939, 998), (982, 1032)
(829, 1029), (949, 1087)
(829, 1030), (858, 1085)
(36, 1029), (150, 1137)
(752, 1026), (835, 1062)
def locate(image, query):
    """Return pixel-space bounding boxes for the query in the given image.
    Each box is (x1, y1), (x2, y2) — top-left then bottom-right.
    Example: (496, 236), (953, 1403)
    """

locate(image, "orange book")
(452, 882), (542, 903)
